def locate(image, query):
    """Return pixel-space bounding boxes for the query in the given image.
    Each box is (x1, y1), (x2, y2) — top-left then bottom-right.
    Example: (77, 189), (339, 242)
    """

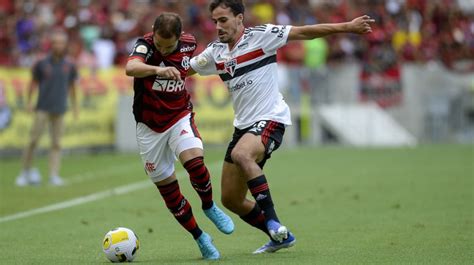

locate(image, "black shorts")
(224, 120), (285, 169)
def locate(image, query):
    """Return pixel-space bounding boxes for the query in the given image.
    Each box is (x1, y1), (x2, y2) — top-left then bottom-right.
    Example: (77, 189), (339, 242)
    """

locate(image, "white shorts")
(136, 113), (203, 183)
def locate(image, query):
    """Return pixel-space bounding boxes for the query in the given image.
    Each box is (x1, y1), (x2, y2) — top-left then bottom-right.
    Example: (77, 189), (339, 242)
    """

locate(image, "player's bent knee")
(230, 149), (251, 166)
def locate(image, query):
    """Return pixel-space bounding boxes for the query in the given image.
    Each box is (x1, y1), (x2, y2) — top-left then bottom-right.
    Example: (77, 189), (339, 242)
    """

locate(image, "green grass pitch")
(0, 145), (473, 264)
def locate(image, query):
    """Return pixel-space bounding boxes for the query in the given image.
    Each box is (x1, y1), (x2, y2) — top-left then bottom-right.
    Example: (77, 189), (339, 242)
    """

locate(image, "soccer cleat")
(266, 219), (288, 242)
(196, 232), (220, 260)
(15, 168), (41, 186)
(204, 203), (234, 234)
(49, 175), (65, 186)
(28, 168), (42, 185)
(15, 172), (29, 187)
(253, 232), (296, 254)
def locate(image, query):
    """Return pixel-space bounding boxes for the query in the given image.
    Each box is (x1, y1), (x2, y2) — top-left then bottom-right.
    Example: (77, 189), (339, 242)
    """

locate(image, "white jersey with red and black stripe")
(128, 32), (196, 133)
(190, 24), (292, 129)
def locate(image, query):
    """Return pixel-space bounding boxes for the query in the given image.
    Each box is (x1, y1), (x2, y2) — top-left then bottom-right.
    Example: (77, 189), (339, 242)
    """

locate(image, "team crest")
(224, 58), (237, 77)
(181, 56), (190, 70)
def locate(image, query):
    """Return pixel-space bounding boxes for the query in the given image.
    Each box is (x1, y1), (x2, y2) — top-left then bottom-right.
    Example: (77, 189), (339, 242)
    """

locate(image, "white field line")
(67, 162), (139, 184)
(0, 161), (222, 224)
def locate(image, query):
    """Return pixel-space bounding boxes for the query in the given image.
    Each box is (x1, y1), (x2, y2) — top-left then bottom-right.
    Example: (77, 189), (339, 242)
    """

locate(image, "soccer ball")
(102, 227), (140, 262)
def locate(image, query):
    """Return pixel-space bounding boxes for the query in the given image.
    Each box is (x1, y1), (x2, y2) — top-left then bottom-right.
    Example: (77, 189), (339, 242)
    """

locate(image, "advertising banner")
(0, 67), (234, 151)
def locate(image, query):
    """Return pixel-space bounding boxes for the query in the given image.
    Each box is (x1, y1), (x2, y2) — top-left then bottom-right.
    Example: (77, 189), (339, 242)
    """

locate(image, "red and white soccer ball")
(102, 227), (140, 262)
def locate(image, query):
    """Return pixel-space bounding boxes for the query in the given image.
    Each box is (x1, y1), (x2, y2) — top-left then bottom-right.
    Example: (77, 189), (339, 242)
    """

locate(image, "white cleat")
(28, 168), (42, 185)
(15, 173), (29, 187)
(253, 232), (296, 254)
(15, 168), (42, 186)
(49, 175), (65, 186)
(267, 219), (288, 243)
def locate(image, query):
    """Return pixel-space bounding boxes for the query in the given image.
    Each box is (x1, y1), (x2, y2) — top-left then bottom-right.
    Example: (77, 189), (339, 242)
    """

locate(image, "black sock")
(247, 175), (279, 223)
(239, 203), (270, 236)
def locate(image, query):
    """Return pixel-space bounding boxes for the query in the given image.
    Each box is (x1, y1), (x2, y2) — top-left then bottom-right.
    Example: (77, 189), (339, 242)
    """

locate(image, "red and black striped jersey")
(128, 32), (197, 132)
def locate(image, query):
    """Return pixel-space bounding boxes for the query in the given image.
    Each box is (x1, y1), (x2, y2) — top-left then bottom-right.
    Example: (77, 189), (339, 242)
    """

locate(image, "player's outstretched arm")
(125, 58), (181, 80)
(288, 15), (375, 41)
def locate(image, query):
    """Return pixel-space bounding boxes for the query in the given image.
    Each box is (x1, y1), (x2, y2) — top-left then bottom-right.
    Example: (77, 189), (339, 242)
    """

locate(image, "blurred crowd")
(0, 0), (473, 72)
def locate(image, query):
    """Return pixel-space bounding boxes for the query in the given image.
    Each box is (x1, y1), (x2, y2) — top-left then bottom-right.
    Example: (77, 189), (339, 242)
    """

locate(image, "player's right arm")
(125, 59), (181, 81)
(25, 79), (38, 113)
(125, 39), (181, 80)
(189, 46), (217, 76)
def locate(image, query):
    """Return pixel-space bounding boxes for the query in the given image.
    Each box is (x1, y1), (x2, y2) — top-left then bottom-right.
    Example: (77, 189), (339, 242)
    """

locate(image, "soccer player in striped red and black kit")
(125, 13), (233, 260)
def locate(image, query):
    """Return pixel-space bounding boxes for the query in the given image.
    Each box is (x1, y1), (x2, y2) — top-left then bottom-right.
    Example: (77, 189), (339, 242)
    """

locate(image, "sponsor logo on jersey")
(180, 45), (196, 53)
(237, 42), (249, 50)
(229, 78), (253, 92)
(181, 56), (190, 70)
(212, 43), (225, 48)
(152, 78), (185, 92)
(243, 32), (254, 40)
(196, 55), (208, 66)
(145, 50), (153, 61)
(271, 25), (287, 38)
(136, 45), (148, 54)
(224, 58), (237, 76)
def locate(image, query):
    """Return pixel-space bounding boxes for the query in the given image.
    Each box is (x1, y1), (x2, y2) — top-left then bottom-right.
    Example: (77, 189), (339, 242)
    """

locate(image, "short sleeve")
(128, 39), (153, 62)
(190, 47), (217, 76)
(260, 24), (292, 53)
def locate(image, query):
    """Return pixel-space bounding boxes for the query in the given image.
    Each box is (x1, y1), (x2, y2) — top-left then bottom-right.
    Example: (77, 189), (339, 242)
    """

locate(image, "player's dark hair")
(209, 0), (245, 16)
(153, 12), (182, 39)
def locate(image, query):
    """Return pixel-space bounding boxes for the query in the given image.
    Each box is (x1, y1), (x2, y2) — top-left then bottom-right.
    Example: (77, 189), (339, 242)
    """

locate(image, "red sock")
(183, 156), (213, 209)
(157, 180), (202, 239)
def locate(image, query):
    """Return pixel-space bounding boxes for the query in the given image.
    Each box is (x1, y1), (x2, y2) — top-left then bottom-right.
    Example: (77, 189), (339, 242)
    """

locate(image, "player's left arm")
(69, 82), (78, 120)
(69, 63), (79, 120)
(288, 15), (375, 41)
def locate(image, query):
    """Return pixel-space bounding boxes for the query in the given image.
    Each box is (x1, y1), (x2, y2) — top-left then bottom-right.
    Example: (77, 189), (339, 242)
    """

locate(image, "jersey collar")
(228, 28), (245, 51)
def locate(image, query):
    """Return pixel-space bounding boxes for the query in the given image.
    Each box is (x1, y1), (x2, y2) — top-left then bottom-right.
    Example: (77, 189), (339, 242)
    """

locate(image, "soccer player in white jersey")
(189, 0), (375, 254)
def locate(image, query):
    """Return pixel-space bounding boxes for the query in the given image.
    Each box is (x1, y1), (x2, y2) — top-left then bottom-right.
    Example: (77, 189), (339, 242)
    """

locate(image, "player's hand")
(349, 15), (375, 34)
(156, 66), (182, 81)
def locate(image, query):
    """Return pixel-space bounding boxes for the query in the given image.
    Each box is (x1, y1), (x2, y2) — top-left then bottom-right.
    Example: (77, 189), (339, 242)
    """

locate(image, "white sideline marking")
(0, 181), (149, 224)
(0, 161), (222, 224)
(67, 162), (139, 184)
